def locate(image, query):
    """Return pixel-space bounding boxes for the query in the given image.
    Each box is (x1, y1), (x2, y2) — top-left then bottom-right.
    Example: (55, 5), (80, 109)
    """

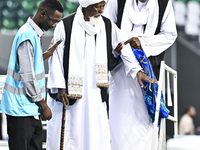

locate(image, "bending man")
(103, 0), (177, 149)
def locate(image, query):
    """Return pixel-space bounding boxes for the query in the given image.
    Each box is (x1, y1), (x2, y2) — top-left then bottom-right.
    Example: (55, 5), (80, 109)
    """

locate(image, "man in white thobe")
(46, 0), (157, 150)
(103, 0), (177, 149)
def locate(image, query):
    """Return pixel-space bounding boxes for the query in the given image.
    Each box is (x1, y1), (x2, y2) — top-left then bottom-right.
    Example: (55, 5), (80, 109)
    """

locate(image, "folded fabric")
(117, 48), (169, 126)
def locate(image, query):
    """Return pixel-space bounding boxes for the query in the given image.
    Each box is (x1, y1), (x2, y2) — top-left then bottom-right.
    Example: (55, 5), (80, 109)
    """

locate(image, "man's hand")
(124, 37), (141, 49)
(114, 42), (123, 54)
(36, 99), (52, 121)
(43, 38), (62, 60)
(56, 88), (69, 108)
(114, 37), (142, 55)
(47, 38), (62, 55)
(137, 71), (158, 88)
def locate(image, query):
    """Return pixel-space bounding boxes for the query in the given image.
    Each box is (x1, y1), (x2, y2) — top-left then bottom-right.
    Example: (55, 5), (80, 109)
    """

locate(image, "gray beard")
(89, 15), (103, 27)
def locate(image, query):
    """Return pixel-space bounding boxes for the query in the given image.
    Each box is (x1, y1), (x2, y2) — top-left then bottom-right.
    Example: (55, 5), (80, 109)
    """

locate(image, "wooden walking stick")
(60, 104), (67, 150)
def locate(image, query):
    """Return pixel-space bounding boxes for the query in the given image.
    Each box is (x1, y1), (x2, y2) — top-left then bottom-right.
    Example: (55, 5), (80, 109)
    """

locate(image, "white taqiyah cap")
(79, 0), (107, 8)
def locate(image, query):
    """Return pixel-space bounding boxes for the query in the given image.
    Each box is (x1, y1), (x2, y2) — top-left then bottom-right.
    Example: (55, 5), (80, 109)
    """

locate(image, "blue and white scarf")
(118, 48), (169, 125)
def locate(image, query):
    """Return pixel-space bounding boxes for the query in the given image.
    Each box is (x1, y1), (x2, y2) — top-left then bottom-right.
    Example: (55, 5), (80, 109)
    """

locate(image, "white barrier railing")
(151, 61), (178, 150)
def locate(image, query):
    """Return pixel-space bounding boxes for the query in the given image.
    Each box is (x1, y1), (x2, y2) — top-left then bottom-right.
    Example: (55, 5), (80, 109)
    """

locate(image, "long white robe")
(109, 64), (153, 150)
(103, 0), (177, 150)
(46, 17), (142, 150)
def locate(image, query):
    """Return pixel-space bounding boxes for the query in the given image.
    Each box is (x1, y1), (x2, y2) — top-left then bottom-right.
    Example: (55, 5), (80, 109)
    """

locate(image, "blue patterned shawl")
(117, 48), (169, 125)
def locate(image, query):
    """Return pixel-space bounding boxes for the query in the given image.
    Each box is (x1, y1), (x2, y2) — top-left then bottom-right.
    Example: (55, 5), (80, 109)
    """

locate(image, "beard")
(89, 14), (103, 27)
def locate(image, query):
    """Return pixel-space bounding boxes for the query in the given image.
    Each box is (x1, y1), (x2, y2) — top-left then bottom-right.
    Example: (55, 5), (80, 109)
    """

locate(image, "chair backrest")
(151, 61), (178, 150)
